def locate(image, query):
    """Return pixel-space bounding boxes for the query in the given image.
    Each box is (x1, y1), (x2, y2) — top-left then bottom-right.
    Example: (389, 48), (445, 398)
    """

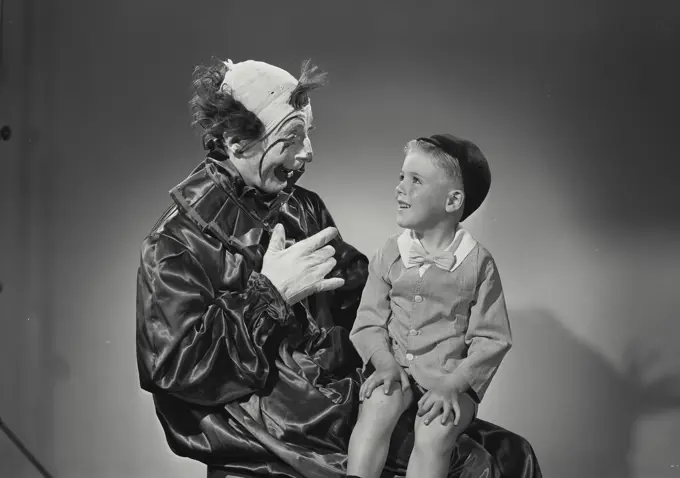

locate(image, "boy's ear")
(445, 189), (465, 214)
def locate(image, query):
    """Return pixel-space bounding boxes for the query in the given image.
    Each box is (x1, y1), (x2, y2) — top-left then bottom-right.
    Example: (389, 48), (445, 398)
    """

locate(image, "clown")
(136, 58), (543, 478)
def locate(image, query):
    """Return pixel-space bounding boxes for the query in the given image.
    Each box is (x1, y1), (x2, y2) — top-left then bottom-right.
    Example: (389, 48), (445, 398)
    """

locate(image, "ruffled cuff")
(245, 271), (294, 326)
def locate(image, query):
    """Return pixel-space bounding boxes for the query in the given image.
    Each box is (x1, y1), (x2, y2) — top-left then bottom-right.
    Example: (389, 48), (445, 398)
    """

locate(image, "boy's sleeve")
(349, 243), (394, 364)
(446, 255), (512, 402)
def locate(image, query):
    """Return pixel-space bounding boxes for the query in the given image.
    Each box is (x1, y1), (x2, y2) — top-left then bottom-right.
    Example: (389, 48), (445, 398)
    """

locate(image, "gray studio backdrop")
(1, 1), (678, 477)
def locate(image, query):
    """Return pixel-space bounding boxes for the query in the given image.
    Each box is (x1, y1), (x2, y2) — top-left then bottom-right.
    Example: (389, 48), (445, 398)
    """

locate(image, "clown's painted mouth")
(274, 164), (303, 182)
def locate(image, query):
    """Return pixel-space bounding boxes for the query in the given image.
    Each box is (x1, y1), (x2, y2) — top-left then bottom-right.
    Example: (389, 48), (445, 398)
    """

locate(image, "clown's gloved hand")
(261, 224), (345, 305)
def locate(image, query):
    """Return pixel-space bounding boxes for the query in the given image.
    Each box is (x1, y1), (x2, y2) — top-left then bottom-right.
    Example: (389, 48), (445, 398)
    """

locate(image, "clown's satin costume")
(136, 59), (543, 478)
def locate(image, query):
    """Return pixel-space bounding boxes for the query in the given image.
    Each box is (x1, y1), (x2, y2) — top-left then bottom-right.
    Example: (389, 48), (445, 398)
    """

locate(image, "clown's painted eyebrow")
(278, 117), (313, 136)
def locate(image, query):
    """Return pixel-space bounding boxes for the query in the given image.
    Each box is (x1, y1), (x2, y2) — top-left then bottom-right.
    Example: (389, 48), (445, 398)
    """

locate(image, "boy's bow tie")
(408, 242), (456, 271)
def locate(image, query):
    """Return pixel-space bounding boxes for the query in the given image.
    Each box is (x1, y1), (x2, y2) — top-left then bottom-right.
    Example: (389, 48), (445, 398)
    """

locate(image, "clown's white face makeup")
(229, 108), (314, 194)
(395, 149), (464, 233)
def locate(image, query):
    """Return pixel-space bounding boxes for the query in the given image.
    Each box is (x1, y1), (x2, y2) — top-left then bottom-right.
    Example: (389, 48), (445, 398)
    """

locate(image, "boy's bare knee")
(413, 395), (475, 455)
(361, 388), (407, 412)
(413, 419), (459, 455)
(359, 388), (412, 425)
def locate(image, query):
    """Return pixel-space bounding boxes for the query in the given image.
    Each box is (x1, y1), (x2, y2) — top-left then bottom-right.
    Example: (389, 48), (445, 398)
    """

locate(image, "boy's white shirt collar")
(397, 226), (477, 273)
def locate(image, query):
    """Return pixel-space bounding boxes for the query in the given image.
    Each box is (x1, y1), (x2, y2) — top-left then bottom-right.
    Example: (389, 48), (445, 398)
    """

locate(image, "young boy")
(347, 134), (512, 478)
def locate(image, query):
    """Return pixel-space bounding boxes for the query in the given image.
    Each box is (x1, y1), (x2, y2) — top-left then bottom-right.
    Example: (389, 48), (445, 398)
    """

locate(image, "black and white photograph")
(1, 1), (678, 477)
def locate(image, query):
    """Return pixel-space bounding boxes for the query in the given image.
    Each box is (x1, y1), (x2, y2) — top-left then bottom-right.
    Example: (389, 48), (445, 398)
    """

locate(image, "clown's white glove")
(261, 224), (345, 305)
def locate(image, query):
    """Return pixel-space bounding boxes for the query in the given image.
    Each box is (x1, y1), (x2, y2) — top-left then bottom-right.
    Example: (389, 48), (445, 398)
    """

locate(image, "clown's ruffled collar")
(168, 149), (297, 262)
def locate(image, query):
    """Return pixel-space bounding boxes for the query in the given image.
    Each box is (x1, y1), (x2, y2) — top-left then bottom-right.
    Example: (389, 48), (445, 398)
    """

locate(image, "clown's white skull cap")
(220, 59), (307, 137)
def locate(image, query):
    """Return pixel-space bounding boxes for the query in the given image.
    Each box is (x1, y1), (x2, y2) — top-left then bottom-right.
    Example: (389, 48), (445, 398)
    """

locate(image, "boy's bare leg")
(405, 393), (476, 478)
(347, 385), (413, 478)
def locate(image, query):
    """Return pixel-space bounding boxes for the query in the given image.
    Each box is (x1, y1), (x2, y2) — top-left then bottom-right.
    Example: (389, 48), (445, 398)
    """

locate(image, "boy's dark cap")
(417, 133), (491, 221)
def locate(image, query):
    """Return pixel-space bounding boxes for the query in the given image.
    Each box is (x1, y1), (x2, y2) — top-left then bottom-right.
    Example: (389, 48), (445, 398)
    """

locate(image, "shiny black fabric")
(136, 151), (543, 478)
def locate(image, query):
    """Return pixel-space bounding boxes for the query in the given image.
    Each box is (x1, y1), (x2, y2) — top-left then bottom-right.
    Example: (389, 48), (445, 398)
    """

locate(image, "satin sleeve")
(309, 192), (369, 330)
(136, 233), (293, 407)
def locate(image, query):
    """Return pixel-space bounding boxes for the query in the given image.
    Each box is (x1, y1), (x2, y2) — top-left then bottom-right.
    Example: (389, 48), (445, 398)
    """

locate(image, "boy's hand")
(360, 353), (410, 401)
(417, 388), (462, 426)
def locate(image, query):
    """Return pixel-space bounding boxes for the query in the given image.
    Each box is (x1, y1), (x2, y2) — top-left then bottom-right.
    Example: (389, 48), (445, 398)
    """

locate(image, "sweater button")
(414, 295), (423, 303)
(406, 353), (414, 361)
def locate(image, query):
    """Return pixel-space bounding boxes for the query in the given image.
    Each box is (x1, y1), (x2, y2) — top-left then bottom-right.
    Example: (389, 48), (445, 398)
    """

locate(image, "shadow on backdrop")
(496, 308), (679, 478)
